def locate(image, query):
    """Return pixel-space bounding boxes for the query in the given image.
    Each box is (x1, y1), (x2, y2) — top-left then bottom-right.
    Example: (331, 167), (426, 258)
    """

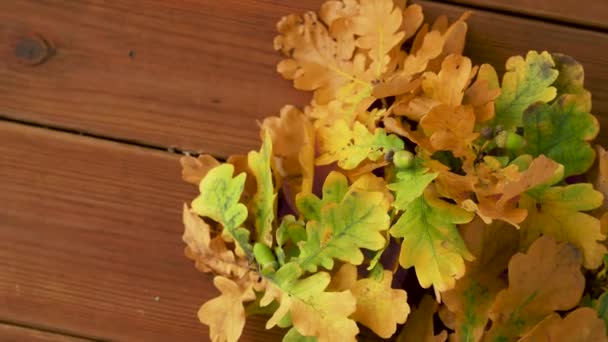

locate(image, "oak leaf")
(247, 130), (276, 246)
(388, 155), (438, 210)
(441, 218), (519, 342)
(419, 104), (478, 160)
(317, 120), (404, 169)
(262, 106), (315, 209)
(519, 181), (606, 269)
(421, 55), (473, 107)
(182, 205), (249, 279)
(463, 64), (501, 122)
(297, 172), (391, 271)
(490, 51), (558, 130)
(180, 154), (220, 185)
(397, 295), (447, 342)
(523, 94), (599, 177)
(476, 155), (561, 226)
(390, 188), (474, 292)
(262, 264), (359, 342)
(518, 308), (608, 342)
(274, 11), (369, 104)
(191, 164), (252, 257)
(484, 236), (585, 341)
(351, 0), (405, 78)
(198, 276), (256, 342)
(330, 264), (410, 338)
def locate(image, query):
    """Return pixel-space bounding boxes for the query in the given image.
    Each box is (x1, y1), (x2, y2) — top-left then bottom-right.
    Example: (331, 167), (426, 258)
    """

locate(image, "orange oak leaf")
(180, 154), (221, 185)
(419, 104), (479, 160)
(484, 236), (585, 341)
(518, 308), (608, 342)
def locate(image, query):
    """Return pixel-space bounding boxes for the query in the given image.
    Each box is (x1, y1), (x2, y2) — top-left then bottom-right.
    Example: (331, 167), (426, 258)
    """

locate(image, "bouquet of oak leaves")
(178, 0), (608, 341)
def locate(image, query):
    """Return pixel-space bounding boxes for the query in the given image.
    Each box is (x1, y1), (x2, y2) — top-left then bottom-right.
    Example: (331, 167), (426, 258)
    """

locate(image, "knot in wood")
(14, 34), (52, 66)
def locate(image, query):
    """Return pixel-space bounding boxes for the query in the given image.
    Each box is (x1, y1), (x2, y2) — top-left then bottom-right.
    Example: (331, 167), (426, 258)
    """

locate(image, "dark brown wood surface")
(2, 0), (608, 341)
(0, 121), (284, 341)
(440, 0), (608, 30)
(0, 324), (94, 342)
(1, 0), (608, 157)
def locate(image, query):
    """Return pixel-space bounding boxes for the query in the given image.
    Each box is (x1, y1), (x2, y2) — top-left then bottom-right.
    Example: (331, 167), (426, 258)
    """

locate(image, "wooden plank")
(0, 121), (284, 341)
(437, 0), (608, 30)
(1, 0), (608, 155)
(0, 323), (94, 342)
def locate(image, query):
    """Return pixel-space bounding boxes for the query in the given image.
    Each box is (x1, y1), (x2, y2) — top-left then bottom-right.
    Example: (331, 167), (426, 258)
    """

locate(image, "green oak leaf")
(283, 327), (316, 342)
(296, 171), (349, 222)
(297, 173), (391, 272)
(275, 215), (307, 265)
(523, 94), (599, 176)
(390, 190), (474, 291)
(191, 163), (252, 256)
(491, 51), (558, 130)
(248, 130), (276, 246)
(317, 120), (404, 169)
(388, 156), (438, 210)
(597, 292), (608, 332)
(552, 53), (591, 104)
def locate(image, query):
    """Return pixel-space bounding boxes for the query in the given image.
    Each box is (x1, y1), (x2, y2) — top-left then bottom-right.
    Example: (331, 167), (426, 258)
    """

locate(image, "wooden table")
(1, 1), (607, 340)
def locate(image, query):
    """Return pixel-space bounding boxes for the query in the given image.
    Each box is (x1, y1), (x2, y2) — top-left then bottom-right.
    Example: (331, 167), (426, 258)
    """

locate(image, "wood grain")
(438, 0), (608, 30)
(1, 0), (608, 156)
(0, 323), (94, 342)
(0, 121), (284, 341)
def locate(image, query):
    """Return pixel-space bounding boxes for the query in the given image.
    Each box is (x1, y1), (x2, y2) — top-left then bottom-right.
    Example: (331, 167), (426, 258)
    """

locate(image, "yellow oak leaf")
(351, 0), (405, 78)
(374, 13), (469, 98)
(519, 182), (606, 269)
(198, 276), (256, 342)
(484, 236), (585, 341)
(262, 265), (359, 342)
(441, 218), (519, 342)
(519, 308), (608, 342)
(274, 11), (370, 104)
(180, 154), (220, 185)
(182, 204), (249, 279)
(261, 105), (315, 204)
(317, 120), (404, 170)
(330, 264), (410, 338)
(397, 295), (447, 342)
